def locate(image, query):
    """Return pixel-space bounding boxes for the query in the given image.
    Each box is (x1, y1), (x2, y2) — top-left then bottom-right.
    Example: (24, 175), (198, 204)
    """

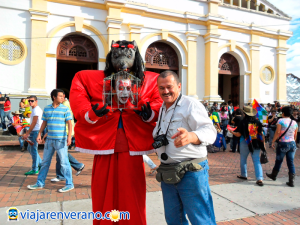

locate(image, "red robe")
(70, 70), (162, 224)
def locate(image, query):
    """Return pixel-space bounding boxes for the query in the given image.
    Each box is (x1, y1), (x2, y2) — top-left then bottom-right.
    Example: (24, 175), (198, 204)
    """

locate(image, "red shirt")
(4, 101), (11, 112)
(70, 70), (163, 155)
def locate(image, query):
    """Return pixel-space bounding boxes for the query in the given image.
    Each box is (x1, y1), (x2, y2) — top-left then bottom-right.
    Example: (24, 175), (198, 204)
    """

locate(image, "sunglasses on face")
(28, 100), (35, 103)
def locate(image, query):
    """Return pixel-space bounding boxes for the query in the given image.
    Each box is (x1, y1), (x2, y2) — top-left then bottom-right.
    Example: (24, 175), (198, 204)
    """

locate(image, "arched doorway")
(145, 42), (179, 75)
(57, 35), (98, 98)
(218, 53), (240, 106)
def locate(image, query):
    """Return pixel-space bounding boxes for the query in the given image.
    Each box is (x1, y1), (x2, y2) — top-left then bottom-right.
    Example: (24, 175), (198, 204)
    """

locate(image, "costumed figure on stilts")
(70, 40), (163, 225)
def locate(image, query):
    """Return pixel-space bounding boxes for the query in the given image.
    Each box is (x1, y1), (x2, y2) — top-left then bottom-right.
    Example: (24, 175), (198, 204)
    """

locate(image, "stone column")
(128, 24), (144, 50)
(239, 0), (242, 7)
(246, 0), (251, 9)
(28, 0), (49, 94)
(248, 32), (261, 102)
(230, 0), (233, 5)
(255, 0), (260, 11)
(203, 22), (222, 103)
(276, 38), (289, 104)
(105, 3), (124, 50)
(186, 32), (200, 99)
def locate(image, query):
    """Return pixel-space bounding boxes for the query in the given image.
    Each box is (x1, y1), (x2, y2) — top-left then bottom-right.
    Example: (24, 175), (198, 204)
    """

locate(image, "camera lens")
(152, 142), (161, 149)
(161, 153), (168, 160)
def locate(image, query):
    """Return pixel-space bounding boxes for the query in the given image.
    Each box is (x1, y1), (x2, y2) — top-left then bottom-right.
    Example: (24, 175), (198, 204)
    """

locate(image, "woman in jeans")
(231, 109), (243, 153)
(230, 106), (265, 186)
(219, 106), (229, 151)
(266, 106), (298, 187)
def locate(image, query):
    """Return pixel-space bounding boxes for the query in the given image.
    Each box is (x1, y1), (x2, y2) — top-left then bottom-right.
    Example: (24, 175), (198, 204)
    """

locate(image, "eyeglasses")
(28, 100), (35, 103)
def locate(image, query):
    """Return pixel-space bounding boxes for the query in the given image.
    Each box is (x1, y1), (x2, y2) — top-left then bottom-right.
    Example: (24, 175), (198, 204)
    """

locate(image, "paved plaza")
(0, 144), (299, 224)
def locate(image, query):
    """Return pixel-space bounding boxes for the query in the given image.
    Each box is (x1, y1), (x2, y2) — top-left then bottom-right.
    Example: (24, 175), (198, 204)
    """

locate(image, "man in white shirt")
(153, 71), (217, 225)
(22, 96), (43, 175)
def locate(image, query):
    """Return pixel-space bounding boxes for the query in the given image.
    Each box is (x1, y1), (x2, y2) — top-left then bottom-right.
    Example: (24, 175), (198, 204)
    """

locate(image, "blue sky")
(268, 0), (300, 76)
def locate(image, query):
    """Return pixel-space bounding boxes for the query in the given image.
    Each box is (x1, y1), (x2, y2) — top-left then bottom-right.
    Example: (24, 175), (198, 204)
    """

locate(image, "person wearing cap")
(22, 95), (43, 175)
(0, 92), (7, 132)
(230, 106), (266, 186)
(7, 111), (23, 135)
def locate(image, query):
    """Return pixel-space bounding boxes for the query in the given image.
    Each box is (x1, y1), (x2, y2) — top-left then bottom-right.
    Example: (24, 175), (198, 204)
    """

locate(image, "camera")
(152, 134), (169, 149)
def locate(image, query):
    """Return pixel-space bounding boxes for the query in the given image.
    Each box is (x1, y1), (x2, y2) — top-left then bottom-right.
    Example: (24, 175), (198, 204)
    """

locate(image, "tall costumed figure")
(70, 40), (163, 224)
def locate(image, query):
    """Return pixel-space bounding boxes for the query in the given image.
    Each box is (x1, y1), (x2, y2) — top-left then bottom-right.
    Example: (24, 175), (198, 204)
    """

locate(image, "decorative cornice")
(105, 17), (123, 29)
(276, 47), (289, 55)
(128, 23), (144, 33)
(186, 32), (200, 41)
(249, 42), (262, 51)
(29, 9), (50, 22)
(204, 33), (221, 44)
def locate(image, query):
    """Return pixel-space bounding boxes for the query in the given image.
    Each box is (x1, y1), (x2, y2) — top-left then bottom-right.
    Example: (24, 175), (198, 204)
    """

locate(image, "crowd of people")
(202, 100), (298, 187)
(0, 82), (298, 223)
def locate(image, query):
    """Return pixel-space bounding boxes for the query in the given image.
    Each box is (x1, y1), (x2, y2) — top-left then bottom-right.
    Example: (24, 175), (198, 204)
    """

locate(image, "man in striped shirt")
(27, 89), (74, 193)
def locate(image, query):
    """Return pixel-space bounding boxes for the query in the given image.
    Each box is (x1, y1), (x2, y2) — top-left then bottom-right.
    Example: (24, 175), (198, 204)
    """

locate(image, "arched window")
(69, 46), (87, 57)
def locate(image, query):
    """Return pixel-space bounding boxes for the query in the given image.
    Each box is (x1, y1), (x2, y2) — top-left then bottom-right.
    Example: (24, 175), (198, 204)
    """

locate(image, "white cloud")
(287, 56), (300, 76)
(267, 0), (300, 19)
(287, 42), (300, 60)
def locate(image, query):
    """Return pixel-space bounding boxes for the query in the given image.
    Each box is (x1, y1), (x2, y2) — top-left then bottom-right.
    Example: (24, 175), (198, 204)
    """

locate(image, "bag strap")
(277, 119), (293, 142)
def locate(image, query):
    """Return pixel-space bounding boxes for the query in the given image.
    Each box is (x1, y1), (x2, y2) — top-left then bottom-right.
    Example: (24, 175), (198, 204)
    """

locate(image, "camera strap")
(156, 94), (182, 136)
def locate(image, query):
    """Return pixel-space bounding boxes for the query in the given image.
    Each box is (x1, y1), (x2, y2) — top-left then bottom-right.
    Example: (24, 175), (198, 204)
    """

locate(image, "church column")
(105, 2), (124, 50)
(246, 0), (251, 9)
(186, 32), (200, 99)
(204, 0), (222, 103)
(238, 0), (242, 7)
(203, 22), (222, 103)
(255, 1), (260, 11)
(28, 0), (49, 94)
(276, 37), (289, 104)
(248, 31), (261, 102)
(128, 24), (144, 50)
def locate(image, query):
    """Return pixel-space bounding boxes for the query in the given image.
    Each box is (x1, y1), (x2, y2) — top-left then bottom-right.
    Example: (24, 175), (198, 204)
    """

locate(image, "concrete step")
(0, 140), (44, 150)
(0, 134), (19, 141)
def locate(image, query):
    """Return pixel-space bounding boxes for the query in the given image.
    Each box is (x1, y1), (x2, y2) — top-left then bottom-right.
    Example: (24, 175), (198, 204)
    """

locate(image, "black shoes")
(286, 172), (295, 187)
(266, 169), (279, 181)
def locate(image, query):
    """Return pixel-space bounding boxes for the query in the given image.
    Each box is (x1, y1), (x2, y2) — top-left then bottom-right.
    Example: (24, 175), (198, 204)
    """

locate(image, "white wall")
(259, 46), (277, 103)
(0, 5), (31, 94)
(125, 0), (208, 16)
(219, 30), (251, 43)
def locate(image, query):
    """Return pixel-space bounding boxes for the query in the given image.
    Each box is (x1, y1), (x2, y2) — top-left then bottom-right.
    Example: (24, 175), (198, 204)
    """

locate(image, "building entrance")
(56, 35), (98, 98)
(218, 53), (240, 106)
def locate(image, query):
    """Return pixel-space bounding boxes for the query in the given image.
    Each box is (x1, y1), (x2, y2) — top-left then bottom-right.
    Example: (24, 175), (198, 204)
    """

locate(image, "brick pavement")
(217, 208), (300, 224)
(0, 145), (299, 209)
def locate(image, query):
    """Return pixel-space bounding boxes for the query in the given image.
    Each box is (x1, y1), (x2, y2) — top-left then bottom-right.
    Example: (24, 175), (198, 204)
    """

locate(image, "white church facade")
(0, 0), (292, 110)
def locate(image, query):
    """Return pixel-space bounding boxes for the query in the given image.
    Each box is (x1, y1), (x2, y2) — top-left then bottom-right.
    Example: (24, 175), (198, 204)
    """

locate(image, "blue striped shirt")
(42, 104), (72, 140)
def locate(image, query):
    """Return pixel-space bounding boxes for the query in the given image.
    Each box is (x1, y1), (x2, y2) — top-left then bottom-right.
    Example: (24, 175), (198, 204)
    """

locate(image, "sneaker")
(51, 177), (64, 182)
(21, 146), (26, 152)
(27, 184), (43, 190)
(24, 170), (39, 175)
(58, 186), (74, 193)
(76, 164), (85, 176)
